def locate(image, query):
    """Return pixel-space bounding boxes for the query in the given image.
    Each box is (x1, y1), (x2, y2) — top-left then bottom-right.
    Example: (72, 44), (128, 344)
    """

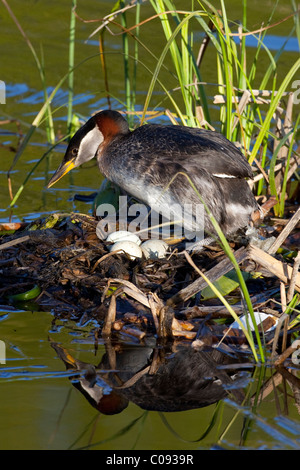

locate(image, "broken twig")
(268, 207), (300, 255)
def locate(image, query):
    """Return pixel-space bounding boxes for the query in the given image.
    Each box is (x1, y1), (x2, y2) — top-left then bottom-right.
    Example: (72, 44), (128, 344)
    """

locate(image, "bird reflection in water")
(51, 339), (252, 415)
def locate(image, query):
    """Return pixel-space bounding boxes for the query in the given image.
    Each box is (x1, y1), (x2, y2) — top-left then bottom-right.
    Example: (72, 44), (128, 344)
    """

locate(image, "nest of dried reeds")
(1, 206), (299, 357)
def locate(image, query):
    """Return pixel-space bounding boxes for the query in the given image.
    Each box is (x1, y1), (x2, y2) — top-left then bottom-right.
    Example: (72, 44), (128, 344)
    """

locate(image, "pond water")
(0, 0), (300, 451)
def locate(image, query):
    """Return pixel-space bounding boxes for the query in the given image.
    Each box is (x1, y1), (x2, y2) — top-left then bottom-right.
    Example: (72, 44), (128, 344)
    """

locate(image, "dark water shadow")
(51, 336), (300, 450)
(51, 338), (253, 415)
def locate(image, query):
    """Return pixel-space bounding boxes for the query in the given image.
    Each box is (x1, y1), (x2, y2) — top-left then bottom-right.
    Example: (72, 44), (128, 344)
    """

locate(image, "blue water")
(232, 34), (299, 52)
(88, 34), (299, 52)
(191, 32), (299, 52)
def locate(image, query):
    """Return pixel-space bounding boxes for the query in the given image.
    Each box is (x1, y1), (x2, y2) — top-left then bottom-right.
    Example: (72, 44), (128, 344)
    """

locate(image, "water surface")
(0, 0), (299, 450)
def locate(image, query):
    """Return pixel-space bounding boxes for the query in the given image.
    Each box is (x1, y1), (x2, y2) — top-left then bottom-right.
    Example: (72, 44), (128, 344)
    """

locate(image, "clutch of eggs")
(107, 231), (168, 260)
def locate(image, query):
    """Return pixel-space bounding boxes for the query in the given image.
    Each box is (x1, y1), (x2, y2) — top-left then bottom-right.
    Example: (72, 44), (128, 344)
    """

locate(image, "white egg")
(230, 311), (278, 332)
(109, 241), (143, 260)
(106, 230), (141, 245)
(141, 239), (169, 260)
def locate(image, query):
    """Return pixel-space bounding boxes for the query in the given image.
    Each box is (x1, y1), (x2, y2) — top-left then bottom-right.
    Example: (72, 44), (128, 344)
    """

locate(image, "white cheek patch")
(77, 127), (104, 164)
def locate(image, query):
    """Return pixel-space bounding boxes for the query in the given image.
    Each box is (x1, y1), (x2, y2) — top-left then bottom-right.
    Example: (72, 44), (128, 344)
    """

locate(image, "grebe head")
(47, 110), (129, 188)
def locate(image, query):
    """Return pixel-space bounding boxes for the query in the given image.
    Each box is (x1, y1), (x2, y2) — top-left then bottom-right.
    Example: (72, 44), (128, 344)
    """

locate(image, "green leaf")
(200, 270), (250, 300)
(28, 213), (61, 231)
(111, 0), (123, 13)
(9, 285), (41, 302)
(92, 179), (121, 214)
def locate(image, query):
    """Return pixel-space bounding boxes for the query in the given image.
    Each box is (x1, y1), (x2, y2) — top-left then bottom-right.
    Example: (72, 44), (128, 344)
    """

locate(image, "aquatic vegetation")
(1, 0), (300, 355)
(0, 0), (300, 450)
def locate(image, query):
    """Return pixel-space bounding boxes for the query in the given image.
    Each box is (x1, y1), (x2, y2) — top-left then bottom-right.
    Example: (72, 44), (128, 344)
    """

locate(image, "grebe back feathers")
(47, 110), (260, 244)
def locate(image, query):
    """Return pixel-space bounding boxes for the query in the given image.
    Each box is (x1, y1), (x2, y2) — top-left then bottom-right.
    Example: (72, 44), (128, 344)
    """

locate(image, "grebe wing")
(124, 125), (253, 179)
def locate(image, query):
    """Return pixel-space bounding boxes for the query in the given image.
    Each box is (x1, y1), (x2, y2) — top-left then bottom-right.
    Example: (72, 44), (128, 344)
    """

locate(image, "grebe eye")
(71, 148), (78, 156)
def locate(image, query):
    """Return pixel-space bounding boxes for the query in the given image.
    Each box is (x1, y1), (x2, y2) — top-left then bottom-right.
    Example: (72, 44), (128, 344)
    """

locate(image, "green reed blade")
(279, 117), (300, 217)
(67, 0), (77, 138)
(249, 57), (300, 165)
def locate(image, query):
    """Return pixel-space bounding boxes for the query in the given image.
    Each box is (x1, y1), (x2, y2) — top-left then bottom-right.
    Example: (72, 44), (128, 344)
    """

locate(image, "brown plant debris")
(0, 211), (299, 350)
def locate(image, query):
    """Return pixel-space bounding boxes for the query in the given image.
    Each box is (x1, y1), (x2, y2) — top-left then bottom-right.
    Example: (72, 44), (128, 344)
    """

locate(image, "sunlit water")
(1, 309), (300, 451)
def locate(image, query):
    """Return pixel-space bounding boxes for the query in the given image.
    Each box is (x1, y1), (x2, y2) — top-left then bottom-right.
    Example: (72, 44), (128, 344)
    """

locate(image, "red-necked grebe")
(47, 110), (261, 249)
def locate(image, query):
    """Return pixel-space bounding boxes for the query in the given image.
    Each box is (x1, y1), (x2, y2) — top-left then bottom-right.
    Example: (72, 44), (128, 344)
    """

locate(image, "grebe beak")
(47, 158), (76, 188)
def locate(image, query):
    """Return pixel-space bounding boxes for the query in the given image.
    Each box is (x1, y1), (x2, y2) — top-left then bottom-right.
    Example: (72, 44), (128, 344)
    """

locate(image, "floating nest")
(0, 208), (299, 354)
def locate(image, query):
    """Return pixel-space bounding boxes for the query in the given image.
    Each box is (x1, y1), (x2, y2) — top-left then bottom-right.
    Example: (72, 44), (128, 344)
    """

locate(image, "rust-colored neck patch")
(94, 111), (129, 141)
